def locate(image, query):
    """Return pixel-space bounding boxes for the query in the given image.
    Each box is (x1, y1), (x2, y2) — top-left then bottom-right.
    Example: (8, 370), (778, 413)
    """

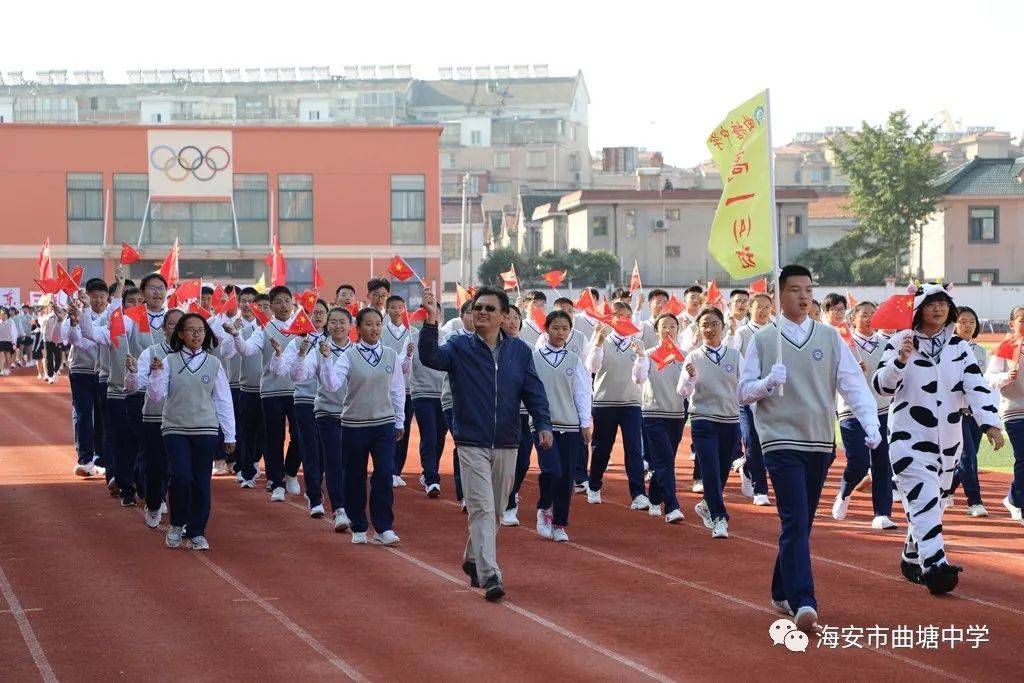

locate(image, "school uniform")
(573, 311), (598, 341)
(585, 332), (646, 500)
(741, 316), (880, 615)
(677, 311), (704, 483)
(63, 313), (101, 467)
(0, 318), (16, 355)
(272, 332), (326, 509)
(130, 308), (171, 497)
(125, 340), (174, 514)
(519, 318), (543, 348)
(381, 320), (414, 479)
(321, 341), (405, 535)
(409, 328), (448, 490)
(732, 321), (769, 497)
(950, 342), (989, 508)
(235, 319), (266, 481)
(633, 345), (688, 515)
(148, 348), (235, 544)
(532, 344), (591, 529)
(984, 347), (1024, 519)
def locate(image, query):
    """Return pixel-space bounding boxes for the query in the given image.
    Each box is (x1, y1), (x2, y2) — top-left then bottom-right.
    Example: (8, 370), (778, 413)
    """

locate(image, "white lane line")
(283, 499), (673, 683)
(0, 608), (43, 614)
(0, 564), (58, 683)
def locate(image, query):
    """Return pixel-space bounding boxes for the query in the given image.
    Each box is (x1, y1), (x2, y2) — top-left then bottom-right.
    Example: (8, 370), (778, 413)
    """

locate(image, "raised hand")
(222, 322), (238, 337)
(319, 339), (330, 358)
(421, 288), (440, 324)
(150, 355), (164, 373)
(125, 354), (137, 374)
(270, 338), (283, 357)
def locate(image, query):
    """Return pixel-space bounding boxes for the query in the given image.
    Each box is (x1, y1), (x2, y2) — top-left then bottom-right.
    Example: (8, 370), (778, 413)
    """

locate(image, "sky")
(6, 0), (1023, 166)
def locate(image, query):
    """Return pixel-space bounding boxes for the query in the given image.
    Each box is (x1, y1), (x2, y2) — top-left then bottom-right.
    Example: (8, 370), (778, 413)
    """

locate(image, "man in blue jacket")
(420, 286), (553, 601)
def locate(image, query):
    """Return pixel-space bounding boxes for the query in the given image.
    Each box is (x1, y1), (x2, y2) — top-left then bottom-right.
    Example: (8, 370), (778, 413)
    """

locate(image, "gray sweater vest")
(289, 333), (323, 405)
(533, 348), (582, 432)
(161, 351), (222, 437)
(641, 354), (687, 419)
(340, 345), (398, 428)
(142, 342), (173, 423)
(410, 330), (445, 400)
(106, 328), (140, 399)
(593, 336), (641, 407)
(314, 341), (350, 419)
(69, 334), (99, 375)
(239, 323), (262, 393)
(686, 346), (740, 423)
(753, 322), (838, 454)
(260, 321), (295, 398)
(837, 333), (890, 420)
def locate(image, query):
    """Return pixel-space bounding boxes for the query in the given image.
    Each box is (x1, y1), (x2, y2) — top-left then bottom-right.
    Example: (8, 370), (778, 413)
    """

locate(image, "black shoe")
(900, 559), (923, 584)
(923, 563), (962, 595)
(462, 561), (479, 588)
(120, 495), (136, 508)
(483, 575), (505, 602)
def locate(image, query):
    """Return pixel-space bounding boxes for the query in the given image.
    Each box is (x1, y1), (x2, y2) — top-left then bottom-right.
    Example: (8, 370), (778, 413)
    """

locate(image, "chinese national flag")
(265, 237), (287, 287)
(834, 322), (855, 349)
(56, 264), (83, 297)
(664, 293), (684, 317)
(345, 301), (361, 317)
(705, 279), (724, 308)
(499, 264), (518, 291)
(295, 289), (318, 315)
(188, 302), (213, 321)
(387, 255), (416, 282)
(871, 294), (915, 331)
(611, 317), (640, 337)
(574, 288), (596, 315)
(119, 242), (141, 266)
(248, 302), (270, 328)
(167, 292), (179, 309)
(542, 270), (567, 289)
(530, 306), (547, 331)
(749, 277), (768, 294)
(35, 278), (61, 295)
(629, 261), (642, 293)
(38, 237), (53, 279)
(158, 238), (180, 288)
(174, 279), (202, 304)
(348, 326), (360, 343)
(593, 300), (614, 323)
(217, 291), (238, 315)
(109, 307), (125, 349)
(456, 284), (473, 309)
(211, 284), (226, 312)
(282, 309), (316, 336)
(846, 290), (858, 311)
(401, 307), (429, 329)
(123, 304), (151, 333)
(994, 336), (1022, 362)
(650, 336), (685, 370)
(312, 260), (325, 291)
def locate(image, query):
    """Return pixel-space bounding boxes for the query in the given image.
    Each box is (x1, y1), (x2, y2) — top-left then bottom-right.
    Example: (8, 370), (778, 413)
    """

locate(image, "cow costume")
(873, 283), (1002, 594)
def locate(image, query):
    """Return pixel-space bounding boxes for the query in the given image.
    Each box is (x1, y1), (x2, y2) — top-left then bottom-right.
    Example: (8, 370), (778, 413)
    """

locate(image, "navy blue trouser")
(691, 419), (739, 521)
(164, 433), (216, 538)
(507, 414), (533, 511)
(97, 380), (111, 475)
(108, 394), (144, 500)
(141, 421), (168, 512)
(261, 395), (300, 490)
(739, 405), (769, 496)
(224, 387), (240, 468)
(643, 417), (685, 513)
(70, 372), (98, 464)
(443, 409), (464, 502)
(950, 416), (984, 507)
(315, 416), (345, 512)
(393, 394), (414, 477)
(237, 391), (264, 480)
(342, 423), (396, 533)
(536, 430), (582, 527)
(294, 403), (324, 507)
(765, 448), (832, 612)
(838, 413), (894, 517)
(589, 406), (645, 498)
(1005, 418), (1024, 509)
(412, 397), (447, 487)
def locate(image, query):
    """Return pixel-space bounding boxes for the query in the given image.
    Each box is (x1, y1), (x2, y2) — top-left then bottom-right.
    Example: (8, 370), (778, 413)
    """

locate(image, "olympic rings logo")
(149, 145), (231, 182)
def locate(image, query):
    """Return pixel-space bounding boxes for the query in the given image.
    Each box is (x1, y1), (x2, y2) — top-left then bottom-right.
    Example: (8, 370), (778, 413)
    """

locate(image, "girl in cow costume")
(873, 282), (1005, 595)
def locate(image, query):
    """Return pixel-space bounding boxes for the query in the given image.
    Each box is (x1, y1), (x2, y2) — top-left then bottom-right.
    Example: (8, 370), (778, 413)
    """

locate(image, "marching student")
(533, 310), (592, 542)
(16, 304), (34, 369)
(146, 313), (235, 550)
(723, 289), (750, 348)
(985, 305), (1024, 526)
(678, 284), (705, 494)
(552, 297), (575, 316)
(810, 299), (822, 322)
(821, 293), (846, 328)
(231, 285), (303, 501)
(0, 307), (17, 375)
(501, 305), (536, 526)
(631, 312), (688, 523)
(876, 283), (1004, 595)
(269, 299), (328, 517)
(731, 292), (773, 506)
(231, 289), (267, 487)
(334, 284), (357, 309)
(638, 289), (670, 349)
(63, 278), (110, 477)
(740, 264), (881, 631)
(585, 302), (649, 509)
(677, 307), (742, 537)
(518, 291), (547, 347)
(409, 306), (448, 499)
(200, 286), (214, 311)
(441, 301), (476, 509)
(125, 308), (184, 528)
(831, 301), (897, 530)
(382, 295), (415, 487)
(366, 277), (390, 314)
(949, 306), (989, 516)
(41, 302), (66, 383)
(319, 307), (406, 545)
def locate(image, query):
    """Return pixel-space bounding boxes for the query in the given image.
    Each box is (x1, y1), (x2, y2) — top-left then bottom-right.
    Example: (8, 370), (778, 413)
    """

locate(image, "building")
(589, 147), (701, 191)
(0, 123), (440, 301)
(806, 192), (857, 250)
(529, 188), (816, 286)
(440, 196), (484, 299)
(915, 155), (1024, 284)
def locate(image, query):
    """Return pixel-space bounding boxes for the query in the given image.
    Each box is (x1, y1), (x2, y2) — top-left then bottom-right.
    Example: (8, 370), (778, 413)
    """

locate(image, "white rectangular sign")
(147, 130), (233, 198)
(0, 287), (21, 307)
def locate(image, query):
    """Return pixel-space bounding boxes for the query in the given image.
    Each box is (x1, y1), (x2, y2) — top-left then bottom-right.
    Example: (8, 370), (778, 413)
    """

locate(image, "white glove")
(765, 363), (787, 390)
(864, 429), (882, 450)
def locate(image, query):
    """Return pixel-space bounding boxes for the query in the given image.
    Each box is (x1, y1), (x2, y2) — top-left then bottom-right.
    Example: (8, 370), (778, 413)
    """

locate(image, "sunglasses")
(473, 304), (498, 313)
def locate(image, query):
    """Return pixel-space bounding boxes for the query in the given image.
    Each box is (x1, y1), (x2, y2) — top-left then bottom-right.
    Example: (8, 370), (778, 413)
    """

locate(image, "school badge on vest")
(202, 375), (211, 384)
(565, 368), (573, 377)
(385, 365), (394, 374)
(812, 349), (824, 361)
(725, 363), (734, 373)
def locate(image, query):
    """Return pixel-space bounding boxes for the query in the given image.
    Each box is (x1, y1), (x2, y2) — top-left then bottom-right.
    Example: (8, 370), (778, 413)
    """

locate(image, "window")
(234, 174), (268, 245)
(810, 169), (821, 183)
(67, 173), (103, 244)
(113, 174), (149, 245)
(278, 174), (313, 244)
(470, 130), (482, 145)
(666, 208), (681, 221)
(787, 215), (803, 235)
(794, 169), (802, 184)
(968, 207), (998, 243)
(308, 110), (320, 121)
(391, 174), (426, 245)
(285, 258), (314, 292)
(822, 166), (831, 183)
(527, 151), (547, 168)
(148, 201), (233, 246)
(443, 282), (457, 293)
(569, 154), (579, 171)
(967, 269), (998, 284)
(569, 124), (576, 141)
(665, 245), (681, 258)
(592, 216), (608, 237)
(66, 258), (104, 284)
(440, 153), (455, 170)
(494, 152), (511, 169)
(489, 181), (511, 194)
(625, 209), (636, 237)
(441, 233), (460, 264)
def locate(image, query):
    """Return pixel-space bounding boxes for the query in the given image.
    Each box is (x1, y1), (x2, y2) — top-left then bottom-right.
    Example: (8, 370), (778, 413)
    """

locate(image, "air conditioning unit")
(653, 219), (666, 231)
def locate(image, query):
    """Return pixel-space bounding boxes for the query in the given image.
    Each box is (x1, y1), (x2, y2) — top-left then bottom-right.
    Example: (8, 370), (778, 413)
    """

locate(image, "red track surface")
(1, 371), (1021, 681)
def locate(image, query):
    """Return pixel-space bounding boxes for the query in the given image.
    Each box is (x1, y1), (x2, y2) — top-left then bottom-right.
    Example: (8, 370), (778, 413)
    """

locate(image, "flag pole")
(765, 88), (784, 396)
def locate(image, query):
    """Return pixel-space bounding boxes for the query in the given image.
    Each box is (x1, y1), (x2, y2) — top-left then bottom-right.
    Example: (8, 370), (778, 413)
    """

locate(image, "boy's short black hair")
(240, 286), (258, 298)
(139, 273), (167, 291)
(122, 286), (141, 301)
(648, 288), (669, 301)
(525, 290), (547, 304)
(386, 295), (405, 307)
(553, 297), (574, 307)
(201, 286), (214, 296)
(729, 289), (749, 300)
(460, 300), (474, 315)
(254, 293), (270, 303)
(336, 284), (355, 296)
(779, 264), (813, 288)
(268, 285), (292, 302)
(85, 278), (108, 293)
(822, 292), (847, 311)
(473, 286), (510, 313)
(611, 287), (630, 300)
(367, 278), (390, 293)
(683, 285), (704, 297)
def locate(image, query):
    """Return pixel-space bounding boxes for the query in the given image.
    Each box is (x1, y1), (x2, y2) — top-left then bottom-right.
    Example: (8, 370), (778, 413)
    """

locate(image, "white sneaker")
(74, 461), (97, 477)
(459, 500), (467, 513)
(165, 525), (184, 548)
(966, 504), (989, 517)
(501, 507), (520, 527)
(794, 606), (818, 632)
(752, 494), (771, 506)
(644, 469), (653, 483)
(392, 475), (407, 488)
(187, 536), (210, 551)
(270, 487), (285, 502)
(630, 494), (651, 510)
(240, 478), (255, 489)
(351, 531), (368, 544)
(235, 472), (244, 483)
(832, 493), (850, 520)
(552, 527), (569, 543)
(418, 475), (427, 487)
(770, 598), (793, 615)
(372, 530), (400, 546)
(665, 509), (685, 524)
(648, 501), (662, 517)
(587, 486), (602, 505)
(712, 518), (729, 538)
(694, 500), (713, 529)
(212, 460), (229, 476)
(144, 508), (161, 529)
(536, 508), (553, 539)
(1003, 497), (1022, 521)
(159, 501), (168, 515)
(284, 475), (301, 495)
(309, 503), (325, 519)
(333, 508), (351, 532)
(691, 480), (704, 494)
(739, 467), (754, 498)
(425, 483), (441, 498)
(871, 515), (899, 530)
(573, 482), (586, 494)
(941, 496), (954, 511)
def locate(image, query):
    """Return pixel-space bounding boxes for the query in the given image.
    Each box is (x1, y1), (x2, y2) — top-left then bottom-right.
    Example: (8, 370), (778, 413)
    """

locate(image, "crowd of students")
(10, 262), (1024, 633)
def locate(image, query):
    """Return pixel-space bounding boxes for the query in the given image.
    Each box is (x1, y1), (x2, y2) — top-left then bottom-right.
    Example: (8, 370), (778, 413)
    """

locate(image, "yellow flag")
(706, 91), (774, 279)
(252, 273), (267, 294)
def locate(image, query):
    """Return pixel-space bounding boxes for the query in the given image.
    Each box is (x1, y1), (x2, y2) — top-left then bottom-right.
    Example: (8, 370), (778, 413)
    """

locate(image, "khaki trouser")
(459, 445), (517, 583)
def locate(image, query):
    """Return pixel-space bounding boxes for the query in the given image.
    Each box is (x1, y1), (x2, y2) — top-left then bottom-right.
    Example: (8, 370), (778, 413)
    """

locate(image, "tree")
(828, 111), (943, 280)
(477, 248), (530, 289)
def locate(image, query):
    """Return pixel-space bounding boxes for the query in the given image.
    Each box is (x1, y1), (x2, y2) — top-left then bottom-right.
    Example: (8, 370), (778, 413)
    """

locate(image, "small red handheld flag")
(109, 307), (126, 349)
(456, 284), (473, 309)
(188, 302), (212, 321)
(248, 302), (270, 328)
(650, 336), (685, 370)
(994, 336), (1022, 362)
(401, 307), (429, 329)
(834, 322), (855, 349)
(55, 264), (83, 297)
(611, 317), (640, 337)
(282, 309), (316, 336)
(846, 290), (858, 311)
(345, 301), (361, 317)
(387, 255), (416, 282)
(158, 238), (180, 288)
(749, 277), (768, 294)
(348, 327), (360, 343)
(312, 260), (325, 290)
(542, 270), (567, 289)
(629, 262), (642, 293)
(217, 291), (238, 316)
(211, 284), (226, 312)
(123, 305), (151, 334)
(871, 294), (915, 331)
(265, 236), (287, 287)
(295, 289), (318, 315)
(664, 293), (684, 317)
(705, 279), (723, 308)
(119, 242), (141, 266)
(499, 265), (518, 291)
(174, 279), (201, 304)
(38, 237), (53, 280)
(530, 306), (547, 331)
(34, 278), (61, 295)
(574, 288), (596, 315)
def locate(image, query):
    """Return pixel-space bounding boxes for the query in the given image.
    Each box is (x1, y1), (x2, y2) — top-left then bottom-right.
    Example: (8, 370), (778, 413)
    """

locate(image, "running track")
(1, 372), (1020, 681)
